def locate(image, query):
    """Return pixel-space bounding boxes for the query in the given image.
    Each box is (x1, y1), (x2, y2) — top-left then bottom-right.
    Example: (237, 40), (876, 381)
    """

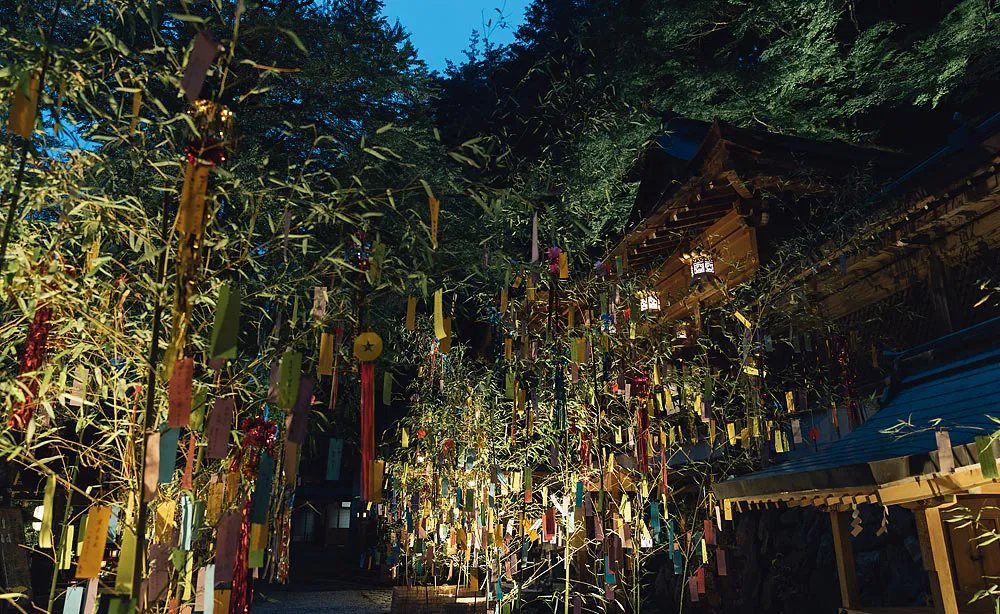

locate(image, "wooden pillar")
(829, 510), (860, 609)
(916, 506), (960, 614)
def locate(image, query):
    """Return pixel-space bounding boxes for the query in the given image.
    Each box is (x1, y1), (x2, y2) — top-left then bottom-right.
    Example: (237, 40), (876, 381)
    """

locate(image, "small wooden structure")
(715, 317), (1000, 614)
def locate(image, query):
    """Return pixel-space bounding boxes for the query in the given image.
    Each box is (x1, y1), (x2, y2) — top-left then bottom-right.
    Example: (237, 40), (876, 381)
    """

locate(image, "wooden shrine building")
(614, 107), (1000, 613)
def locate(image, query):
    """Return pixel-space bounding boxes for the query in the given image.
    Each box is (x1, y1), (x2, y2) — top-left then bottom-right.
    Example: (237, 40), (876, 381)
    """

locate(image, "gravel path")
(251, 590), (393, 614)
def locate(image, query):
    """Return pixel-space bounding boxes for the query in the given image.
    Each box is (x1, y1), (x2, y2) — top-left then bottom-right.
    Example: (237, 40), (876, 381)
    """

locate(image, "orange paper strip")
(429, 197), (440, 249)
(7, 73), (40, 139)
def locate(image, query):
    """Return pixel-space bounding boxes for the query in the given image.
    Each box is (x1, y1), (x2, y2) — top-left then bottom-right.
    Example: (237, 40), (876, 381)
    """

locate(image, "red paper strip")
(704, 519), (714, 546)
(168, 357), (194, 428)
(181, 433), (196, 490)
(717, 547), (728, 576)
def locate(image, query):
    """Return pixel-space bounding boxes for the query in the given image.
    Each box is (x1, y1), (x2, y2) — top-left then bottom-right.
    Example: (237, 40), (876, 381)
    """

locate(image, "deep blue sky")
(381, 0), (531, 72)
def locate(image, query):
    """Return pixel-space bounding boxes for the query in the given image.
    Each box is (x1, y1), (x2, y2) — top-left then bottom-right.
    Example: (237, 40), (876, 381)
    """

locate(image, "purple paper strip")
(287, 377), (314, 445)
(181, 33), (218, 102)
(206, 397), (234, 459)
(214, 512), (241, 583)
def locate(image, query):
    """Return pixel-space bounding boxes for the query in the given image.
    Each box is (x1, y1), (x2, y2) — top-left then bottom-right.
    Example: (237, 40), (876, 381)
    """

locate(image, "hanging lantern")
(683, 247), (715, 288)
(186, 100), (234, 166)
(639, 291), (660, 312)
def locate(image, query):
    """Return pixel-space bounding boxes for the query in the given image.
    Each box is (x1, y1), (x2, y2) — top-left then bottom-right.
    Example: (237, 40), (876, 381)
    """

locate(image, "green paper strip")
(977, 435), (999, 479)
(277, 351), (303, 410)
(115, 527), (136, 594)
(210, 284), (241, 360)
(158, 426), (181, 484)
(248, 549), (265, 569)
(383, 371), (392, 406)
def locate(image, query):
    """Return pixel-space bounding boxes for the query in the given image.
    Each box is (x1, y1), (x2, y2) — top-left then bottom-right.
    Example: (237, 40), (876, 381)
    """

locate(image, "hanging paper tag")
(792, 419), (803, 444)
(158, 427), (181, 484)
(129, 90), (142, 134)
(63, 585), (84, 614)
(977, 434), (999, 478)
(177, 162), (210, 236)
(210, 284), (240, 360)
(153, 500), (176, 544)
(433, 289), (446, 340)
(311, 287), (328, 323)
(429, 196), (440, 249)
(143, 432), (160, 502)
(382, 372), (393, 405)
(38, 474), (56, 549)
(785, 390), (796, 413)
(8, 73), (40, 139)
(75, 506), (112, 579)
(530, 213), (538, 263)
(936, 430), (955, 473)
(114, 527), (136, 594)
(277, 351), (303, 410)
(206, 397), (234, 459)
(558, 252), (569, 279)
(181, 32), (219, 102)
(326, 438), (344, 481)
(68, 366), (87, 407)
(318, 333), (334, 376)
(286, 377), (314, 445)
(168, 357), (194, 428)
(214, 513), (241, 583)
(405, 296), (417, 331)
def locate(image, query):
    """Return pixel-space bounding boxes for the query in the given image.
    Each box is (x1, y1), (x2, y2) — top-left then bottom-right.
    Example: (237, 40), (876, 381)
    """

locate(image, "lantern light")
(683, 246), (716, 288)
(639, 292), (660, 312)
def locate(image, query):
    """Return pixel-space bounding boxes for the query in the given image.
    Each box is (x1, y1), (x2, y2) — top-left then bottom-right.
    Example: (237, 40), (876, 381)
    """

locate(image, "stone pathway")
(252, 589), (393, 614)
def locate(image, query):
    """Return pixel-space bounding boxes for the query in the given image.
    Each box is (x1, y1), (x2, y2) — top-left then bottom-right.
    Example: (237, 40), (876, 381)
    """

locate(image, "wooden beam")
(918, 506), (959, 614)
(830, 510), (861, 609)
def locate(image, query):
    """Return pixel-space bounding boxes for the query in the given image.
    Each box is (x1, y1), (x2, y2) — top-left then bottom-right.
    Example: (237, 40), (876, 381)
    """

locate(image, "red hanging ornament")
(360, 362), (375, 500)
(8, 305), (53, 428)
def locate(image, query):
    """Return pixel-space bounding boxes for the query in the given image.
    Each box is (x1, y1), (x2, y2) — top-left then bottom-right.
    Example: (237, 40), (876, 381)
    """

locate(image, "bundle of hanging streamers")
(9, 305), (52, 428)
(361, 362), (375, 500)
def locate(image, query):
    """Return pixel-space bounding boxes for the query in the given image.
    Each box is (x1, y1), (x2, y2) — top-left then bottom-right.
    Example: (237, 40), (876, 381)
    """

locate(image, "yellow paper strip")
(178, 162), (210, 237)
(433, 289), (446, 340)
(734, 310), (751, 329)
(154, 500), (176, 544)
(318, 333), (334, 376)
(39, 474), (55, 548)
(405, 296), (417, 331)
(75, 506), (112, 579)
(129, 91), (142, 134)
